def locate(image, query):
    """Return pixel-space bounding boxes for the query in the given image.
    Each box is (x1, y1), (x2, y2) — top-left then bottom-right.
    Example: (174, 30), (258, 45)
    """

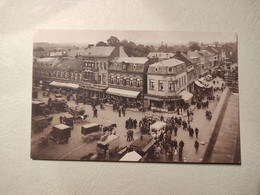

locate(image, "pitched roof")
(149, 58), (185, 68)
(115, 57), (148, 64)
(84, 46), (115, 57)
(147, 52), (174, 59)
(54, 56), (84, 70)
(199, 50), (214, 57)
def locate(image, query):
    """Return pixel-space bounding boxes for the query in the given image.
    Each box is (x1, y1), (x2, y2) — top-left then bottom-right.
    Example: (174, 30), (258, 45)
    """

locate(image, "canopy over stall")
(119, 151), (142, 162)
(195, 80), (205, 88)
(179, 90), (193, 101)
(106, 87), (140, 98)
(150, 121), (167, 131)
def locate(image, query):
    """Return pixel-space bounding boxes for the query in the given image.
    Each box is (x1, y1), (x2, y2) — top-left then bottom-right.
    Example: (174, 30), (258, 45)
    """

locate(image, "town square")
(31, 30), (239, 163)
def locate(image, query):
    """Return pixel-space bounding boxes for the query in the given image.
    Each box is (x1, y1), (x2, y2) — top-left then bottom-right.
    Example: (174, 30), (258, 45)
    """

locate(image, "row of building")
(33, 44), (236, 112)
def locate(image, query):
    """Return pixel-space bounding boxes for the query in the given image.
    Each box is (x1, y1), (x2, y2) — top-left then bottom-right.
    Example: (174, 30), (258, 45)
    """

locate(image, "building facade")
(144, 58), (187, 112)
(81, 46), (128, 100)
(106, 57), (151, 107)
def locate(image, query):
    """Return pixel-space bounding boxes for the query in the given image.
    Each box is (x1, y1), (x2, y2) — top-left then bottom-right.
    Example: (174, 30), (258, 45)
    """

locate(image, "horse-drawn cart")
(32, 115), (53, 132)
(81, 123), (102, 142)
(51, 99), (68, 113)
(49, 124), (71, 144)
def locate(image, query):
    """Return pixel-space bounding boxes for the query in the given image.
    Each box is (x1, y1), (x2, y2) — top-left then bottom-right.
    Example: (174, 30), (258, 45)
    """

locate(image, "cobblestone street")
(31, 76), (227, 162)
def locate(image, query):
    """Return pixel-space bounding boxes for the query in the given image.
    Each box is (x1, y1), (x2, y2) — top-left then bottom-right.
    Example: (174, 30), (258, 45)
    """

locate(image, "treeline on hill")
(96, 36), (196, 57)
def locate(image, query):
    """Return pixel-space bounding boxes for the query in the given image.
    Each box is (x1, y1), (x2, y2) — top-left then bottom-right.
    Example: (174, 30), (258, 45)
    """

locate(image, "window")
(137, 78), (140, 87)
(169, 81), (175, 92)
(149, 79), (155, 90)
(184, 75), (186, 85)
(158, 80), (164, 91)
(123, 77), (127, 86)
(116, 76), (120, 85)
(98, 74), (101, 84)
(102, 74), (106, 85)
(111, 76), (114, 84)
(129, 77), (133, 86)
(182, 76), (184, 87)
(104, 62), (107, 69)
(133, 64), (137, 70)
(179, 78), (181, 88)
(100, 62), (103, 69)
(122, 64), (126, 70)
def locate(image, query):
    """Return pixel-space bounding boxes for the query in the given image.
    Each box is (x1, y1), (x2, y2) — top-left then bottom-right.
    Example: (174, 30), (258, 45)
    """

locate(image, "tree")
(107, 36), (120, 46)
(96, 41), (108, 46)
(189, 43), (201, 51)
(33, 47), (44, 51)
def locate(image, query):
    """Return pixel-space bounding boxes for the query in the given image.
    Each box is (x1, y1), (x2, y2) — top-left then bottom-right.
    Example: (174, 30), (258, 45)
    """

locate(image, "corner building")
(144, 58), (187, 112)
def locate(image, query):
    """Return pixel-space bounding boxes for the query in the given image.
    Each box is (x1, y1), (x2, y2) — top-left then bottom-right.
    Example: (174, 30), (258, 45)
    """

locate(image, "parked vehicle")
(51, 99), (68, 113)
(49, 124), (71, 144)
(81, 123), (102, 142)
(63, 113), (74, 128)
(32, 100), (50, 116)
(97, 135), (120, 156)
(130, 134), (156, 156)
(32, 115), (53, 132)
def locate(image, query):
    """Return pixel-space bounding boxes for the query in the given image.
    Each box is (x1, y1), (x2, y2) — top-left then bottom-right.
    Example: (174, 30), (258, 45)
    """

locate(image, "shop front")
(79, 84), (107, 105)
(144, 95), (182, 112)
(49, 81), (79, 94)
(106, 87), (141, 107)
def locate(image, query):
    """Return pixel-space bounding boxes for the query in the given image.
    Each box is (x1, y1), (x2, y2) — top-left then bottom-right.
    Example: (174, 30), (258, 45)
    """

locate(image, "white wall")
(0, 0), (260, 194)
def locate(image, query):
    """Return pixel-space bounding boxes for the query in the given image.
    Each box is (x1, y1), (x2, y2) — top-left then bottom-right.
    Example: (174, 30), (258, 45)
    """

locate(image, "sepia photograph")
(31, 30), (239, 164)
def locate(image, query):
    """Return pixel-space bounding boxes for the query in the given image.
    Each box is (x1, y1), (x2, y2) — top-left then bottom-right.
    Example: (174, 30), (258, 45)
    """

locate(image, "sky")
(33, 30), (237, 45)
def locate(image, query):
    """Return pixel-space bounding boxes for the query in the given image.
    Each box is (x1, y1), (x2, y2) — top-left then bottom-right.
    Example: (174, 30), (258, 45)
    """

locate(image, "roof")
(119, 47), (128, 57)
(68, 48), (87, 57)
(115, 57), (148, 64)
(53, 124), (71, 130)
(187, 51), (201, 59)
(54, 56), (84, 70)
(130, 134), (154, 149)
(147, 52), (174, 59)
(119, 151), (142, 162)
(149, 58), (185, 68)
(97, 135), (119, 144)
(82, 123), (99, 129)
(205, 47), (219, 55)
(84, 46), (115, 57)
(50, 51), (64, 57)
(32, 100), (45, 105)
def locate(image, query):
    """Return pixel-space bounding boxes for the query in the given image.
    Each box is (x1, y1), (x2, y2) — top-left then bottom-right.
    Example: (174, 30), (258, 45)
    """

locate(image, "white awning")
(119, 151), (142, 162)
(50, 81), (79, 89)
(195, 81), (205, 88)
(106, 88), (140, 98)
(150, 121), (167, 131)
(179, 90), (193, 101)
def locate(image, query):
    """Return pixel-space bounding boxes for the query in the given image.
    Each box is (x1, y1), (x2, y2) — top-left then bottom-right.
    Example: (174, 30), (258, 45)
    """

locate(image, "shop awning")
(119, 151), (142, 162)
(50, 81), (79, 89)
(179, 90), (193, 101)
(195, 81), (205, 88)
(106, 88), (140, 98)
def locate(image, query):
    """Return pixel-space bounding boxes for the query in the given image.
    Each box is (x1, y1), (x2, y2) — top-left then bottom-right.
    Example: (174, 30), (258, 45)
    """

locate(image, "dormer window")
(154, 67), (158, 72)
(133, 64), (137, 70)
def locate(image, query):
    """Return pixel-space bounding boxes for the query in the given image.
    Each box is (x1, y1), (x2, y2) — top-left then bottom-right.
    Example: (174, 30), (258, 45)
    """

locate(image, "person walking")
(194, 140), (199, 153)
(122, 106), (126, 116)
(118, 109), (121, 117)
(174, 126), (178, 136)
(172, 139), (178, 151)
(59, 116), (63, 124)
(195, 128), (199, 139)
(187, 109), (190, 120)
